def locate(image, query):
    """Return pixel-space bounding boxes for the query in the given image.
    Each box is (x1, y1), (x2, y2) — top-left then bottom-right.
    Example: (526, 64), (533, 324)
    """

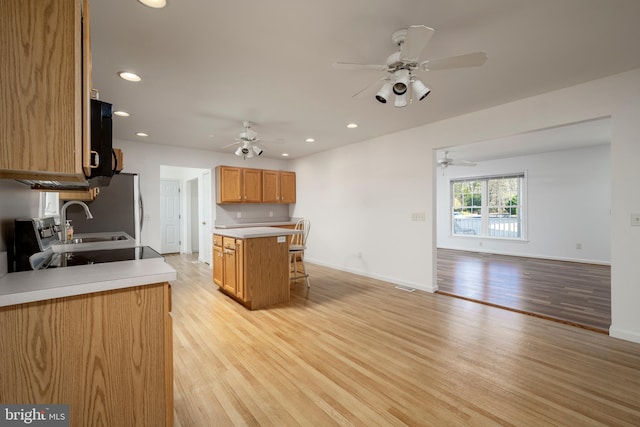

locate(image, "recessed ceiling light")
(114, 110), (130, 117)
(281, 153), (289, 157)
(137, 0), (166, 8)
(118, 71), (142, 82)
(136, 132), (148, 137)
(305, 138), (315, 143)
(347, 123), (358, 129)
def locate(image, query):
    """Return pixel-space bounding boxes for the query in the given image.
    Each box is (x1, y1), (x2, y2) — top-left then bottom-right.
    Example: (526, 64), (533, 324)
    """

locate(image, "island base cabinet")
(0, 283), (174, 427)
(214, 234), (290, 309)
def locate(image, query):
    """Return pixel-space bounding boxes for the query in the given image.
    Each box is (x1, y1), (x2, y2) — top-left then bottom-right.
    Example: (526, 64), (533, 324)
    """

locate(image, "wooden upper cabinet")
(243, 168), (262, 202)
(0, 0), (92, 182)
(216, 166), (262, 203)
(280, 171), (296, 203)
(262, 170), (280, 203)
(216, 166), (295, 204)
(263, 170), (296, 203)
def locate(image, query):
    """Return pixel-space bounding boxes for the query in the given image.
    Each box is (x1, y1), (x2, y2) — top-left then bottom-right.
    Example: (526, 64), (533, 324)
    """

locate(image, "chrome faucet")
(60, 200), (94, 243)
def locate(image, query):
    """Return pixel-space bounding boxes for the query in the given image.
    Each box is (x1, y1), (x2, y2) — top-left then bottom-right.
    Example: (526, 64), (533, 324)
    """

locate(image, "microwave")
(87, 98), (115, 187)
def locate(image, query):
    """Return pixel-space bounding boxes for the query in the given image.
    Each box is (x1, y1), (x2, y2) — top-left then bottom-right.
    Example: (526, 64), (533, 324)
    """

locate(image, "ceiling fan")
(222, 121), (264, 159)
(333, 25), (487, 107)
(437, 151), (477, 172)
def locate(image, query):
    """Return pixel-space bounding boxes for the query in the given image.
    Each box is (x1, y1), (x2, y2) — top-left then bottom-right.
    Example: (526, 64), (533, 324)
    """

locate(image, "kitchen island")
(0, 257), (177, 427)
(213, 226), (301, 309)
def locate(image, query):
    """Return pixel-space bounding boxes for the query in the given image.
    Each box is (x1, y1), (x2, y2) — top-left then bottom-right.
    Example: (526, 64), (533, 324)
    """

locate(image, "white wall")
(292, 68), (640, 343)
(116, 139), (289, 252)
(436, 144), (611, 264)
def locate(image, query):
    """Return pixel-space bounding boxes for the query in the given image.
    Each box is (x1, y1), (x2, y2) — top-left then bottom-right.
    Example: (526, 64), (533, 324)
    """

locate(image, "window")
(451, 174), (525, 239)
(40, 192), (60, 222)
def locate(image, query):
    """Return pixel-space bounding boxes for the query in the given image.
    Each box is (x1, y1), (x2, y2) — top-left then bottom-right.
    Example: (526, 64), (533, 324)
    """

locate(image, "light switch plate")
(277, 236), (286, 243)
(411, 212), (426, 221)
(632, 213), (640, 226)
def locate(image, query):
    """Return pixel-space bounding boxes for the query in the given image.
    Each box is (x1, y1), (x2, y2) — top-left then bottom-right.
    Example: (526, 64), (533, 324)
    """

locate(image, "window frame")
(450, 173), (527, 240)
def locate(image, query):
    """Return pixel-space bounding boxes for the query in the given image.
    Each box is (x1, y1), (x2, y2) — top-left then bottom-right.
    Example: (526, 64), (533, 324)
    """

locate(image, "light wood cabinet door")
(217, 166), (243, 203)
(280, 171), (296, 203)
(0, 283), (173, 427)
(235, 239), (245, 300)
(216, 166), (263, 203)
(222, 238), (237, 295)
(0, 0), (91, 182)
(243, 168), (262, 202)
(213, 244), (223, 287)
(262, 170), (296, 203)
(262, 170), (280, 203)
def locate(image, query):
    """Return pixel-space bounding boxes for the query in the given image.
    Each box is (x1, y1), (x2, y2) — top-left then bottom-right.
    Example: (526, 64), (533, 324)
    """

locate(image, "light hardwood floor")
(166, 254), (640, 426)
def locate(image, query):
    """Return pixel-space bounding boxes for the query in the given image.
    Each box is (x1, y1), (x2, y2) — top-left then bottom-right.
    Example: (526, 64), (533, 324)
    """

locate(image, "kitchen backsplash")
(215, 203), (291, 226)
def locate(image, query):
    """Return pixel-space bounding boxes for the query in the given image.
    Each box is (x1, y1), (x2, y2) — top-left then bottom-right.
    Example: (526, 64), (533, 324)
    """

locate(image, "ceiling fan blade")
(332, 62), (387, 72)
(450, 160), (477, 166)
(400, 25), (435, 62)
(221, 141), (240, 149)
(351, 76), (388, 98)
(420, 51), (488, 71)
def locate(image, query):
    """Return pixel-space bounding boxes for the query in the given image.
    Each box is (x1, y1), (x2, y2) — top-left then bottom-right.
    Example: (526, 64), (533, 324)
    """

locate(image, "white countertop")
(214, 226), (302, 239)
(0, 258), (176, 307)
(214, 221), (296, 229)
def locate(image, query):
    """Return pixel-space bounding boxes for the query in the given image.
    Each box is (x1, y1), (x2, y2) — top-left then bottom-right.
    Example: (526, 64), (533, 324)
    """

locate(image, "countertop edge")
(213, 226), (302, 239)
(0, 258), (177, 308)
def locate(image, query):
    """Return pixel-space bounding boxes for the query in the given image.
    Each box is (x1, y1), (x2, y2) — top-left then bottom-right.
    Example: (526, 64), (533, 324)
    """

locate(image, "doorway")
(159, 166), (213, 261)
(434, 118), (612, 332)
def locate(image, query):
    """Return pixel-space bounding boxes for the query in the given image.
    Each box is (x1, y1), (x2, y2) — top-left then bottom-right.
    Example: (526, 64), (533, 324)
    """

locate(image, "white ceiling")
(89, 0), (640, 160)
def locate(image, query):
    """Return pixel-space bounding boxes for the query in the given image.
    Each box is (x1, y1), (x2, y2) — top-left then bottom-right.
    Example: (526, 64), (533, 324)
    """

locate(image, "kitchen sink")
(71, 235), (129, 243)
(51, 232), (136, 253)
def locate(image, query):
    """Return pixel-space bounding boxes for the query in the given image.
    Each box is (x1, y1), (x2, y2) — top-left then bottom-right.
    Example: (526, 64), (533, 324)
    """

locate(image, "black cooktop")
(49, 246), (162, 268)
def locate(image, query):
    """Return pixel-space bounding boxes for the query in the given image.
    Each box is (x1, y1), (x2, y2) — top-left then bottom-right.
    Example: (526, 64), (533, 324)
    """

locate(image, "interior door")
(200, 171), (212, 265)
(160, 180), (181, 254)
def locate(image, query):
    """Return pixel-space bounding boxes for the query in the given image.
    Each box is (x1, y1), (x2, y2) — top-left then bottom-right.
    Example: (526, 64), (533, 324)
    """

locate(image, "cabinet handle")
(89, 150), (100, 169)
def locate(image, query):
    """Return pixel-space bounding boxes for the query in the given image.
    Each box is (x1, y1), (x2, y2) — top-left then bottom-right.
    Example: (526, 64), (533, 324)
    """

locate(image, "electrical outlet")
(269, 211), (274, 217)
(236, 212), (241, 219)
(632, 213), (640, 226)
(411, 212), (426, 221)
(576, 243), (583, 249)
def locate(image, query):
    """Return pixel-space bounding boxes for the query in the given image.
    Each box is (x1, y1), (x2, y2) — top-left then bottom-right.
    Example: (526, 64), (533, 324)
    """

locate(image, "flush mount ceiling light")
(137, 0), (166, 8)
(136, 132), (148, 137)
(281, 153), (289, 157)
(118, 71), (142, 82)
(346, 123), (358, 129)
(305, 138), (315, 143)
(114, 110), (130, 117)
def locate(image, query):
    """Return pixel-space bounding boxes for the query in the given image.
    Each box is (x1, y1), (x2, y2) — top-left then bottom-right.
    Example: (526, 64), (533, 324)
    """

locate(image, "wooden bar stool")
(289, 219), (310, 287)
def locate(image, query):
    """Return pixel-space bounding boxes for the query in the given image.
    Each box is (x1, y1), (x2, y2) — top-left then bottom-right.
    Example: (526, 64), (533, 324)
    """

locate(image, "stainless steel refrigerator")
(65, 173), (143, 243)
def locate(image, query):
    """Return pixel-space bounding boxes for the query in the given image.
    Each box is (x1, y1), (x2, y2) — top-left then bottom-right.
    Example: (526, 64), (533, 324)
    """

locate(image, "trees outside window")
(451, 174), (525, 239)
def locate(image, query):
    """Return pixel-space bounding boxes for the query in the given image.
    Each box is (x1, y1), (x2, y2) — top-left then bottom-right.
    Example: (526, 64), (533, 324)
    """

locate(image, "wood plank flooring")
(436, 249), (611, 333)
(166, 254), (640, 426)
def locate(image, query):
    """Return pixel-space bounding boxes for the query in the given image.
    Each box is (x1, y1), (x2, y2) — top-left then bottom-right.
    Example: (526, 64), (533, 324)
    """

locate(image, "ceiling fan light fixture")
(412, 79), (431, 101)
(137, 0), (167, 8)
(375, 82), (392, 103)
(394, 92), (407, 108)
(253, 144), (264, 156)
(392, 69), (409, 95)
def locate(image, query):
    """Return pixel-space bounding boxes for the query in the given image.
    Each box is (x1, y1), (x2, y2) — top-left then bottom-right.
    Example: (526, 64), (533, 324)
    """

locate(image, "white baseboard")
(609, 325), (640, 344)
(304, 257), (437, 293)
